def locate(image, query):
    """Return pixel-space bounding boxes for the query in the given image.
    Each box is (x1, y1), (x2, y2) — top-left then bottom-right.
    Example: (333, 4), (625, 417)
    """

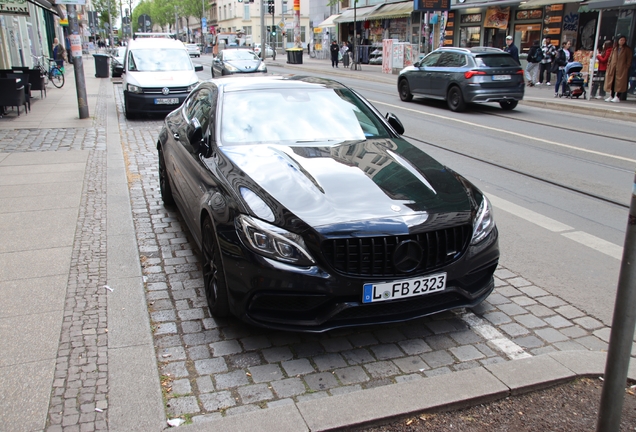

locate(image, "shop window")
(460, 26), (480, 48)
(514, 23), (541, 56)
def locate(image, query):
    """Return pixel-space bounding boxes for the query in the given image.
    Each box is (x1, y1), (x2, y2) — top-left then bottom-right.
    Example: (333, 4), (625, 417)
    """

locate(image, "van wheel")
(447, 86), (466, 112)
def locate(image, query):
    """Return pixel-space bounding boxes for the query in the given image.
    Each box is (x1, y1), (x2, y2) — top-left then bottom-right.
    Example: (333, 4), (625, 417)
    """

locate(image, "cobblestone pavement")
(0, 84), (109, 431)
(112, 86), (617, 426)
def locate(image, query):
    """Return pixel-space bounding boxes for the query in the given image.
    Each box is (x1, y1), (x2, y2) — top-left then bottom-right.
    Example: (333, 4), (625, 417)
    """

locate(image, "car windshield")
(220, 87), (391, 145)
(475, 54), (519, 67)
(128, 48), (192, 71)
(223, 50), (258, 61)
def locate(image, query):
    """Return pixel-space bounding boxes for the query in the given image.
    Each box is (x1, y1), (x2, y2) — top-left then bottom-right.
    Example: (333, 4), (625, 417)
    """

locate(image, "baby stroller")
(561, 62), (586, 98)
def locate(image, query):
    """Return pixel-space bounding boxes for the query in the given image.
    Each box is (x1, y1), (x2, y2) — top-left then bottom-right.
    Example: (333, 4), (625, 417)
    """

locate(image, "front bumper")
(217, 227), (500, 333)
(124, 90), (187, 115)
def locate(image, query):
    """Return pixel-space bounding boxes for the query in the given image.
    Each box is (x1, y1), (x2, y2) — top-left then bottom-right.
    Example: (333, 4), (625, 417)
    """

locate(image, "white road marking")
(370, 99), (636, 164)
(457, 310), (532, 360)
(488, 193), (624, 260)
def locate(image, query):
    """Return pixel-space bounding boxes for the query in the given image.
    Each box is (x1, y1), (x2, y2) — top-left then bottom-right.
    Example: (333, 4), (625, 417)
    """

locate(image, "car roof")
(433, 46), (506, 55)
(207, 75), (348, 93)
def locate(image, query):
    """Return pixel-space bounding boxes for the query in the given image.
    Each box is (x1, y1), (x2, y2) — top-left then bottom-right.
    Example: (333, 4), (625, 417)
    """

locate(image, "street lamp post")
(352, 0), (360, 70)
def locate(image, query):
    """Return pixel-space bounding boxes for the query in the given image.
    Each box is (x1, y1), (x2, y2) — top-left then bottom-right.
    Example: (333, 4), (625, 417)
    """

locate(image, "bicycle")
(31, 54), (65, 88)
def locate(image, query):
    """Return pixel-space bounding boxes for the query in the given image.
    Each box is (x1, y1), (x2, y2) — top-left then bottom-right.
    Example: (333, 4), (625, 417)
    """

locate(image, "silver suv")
(398, 47), (524, 112)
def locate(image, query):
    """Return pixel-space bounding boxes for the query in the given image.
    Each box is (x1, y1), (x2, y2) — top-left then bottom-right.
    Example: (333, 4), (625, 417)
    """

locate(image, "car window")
(128, 48), (192, 71)
(185, 88), (214, 132)
(420, 52), (442, 67)
(220, 87), (391, 144)
(475, 54), (519, 67)
(437, 52), (466, 67)
(223, 50), (259, 61)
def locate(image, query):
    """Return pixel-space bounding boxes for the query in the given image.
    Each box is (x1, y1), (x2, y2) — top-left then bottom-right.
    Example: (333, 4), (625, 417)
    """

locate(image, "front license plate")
(492, 75), (511, 81)
(362, 272), (446, 304)
(154, 98), (179, 105)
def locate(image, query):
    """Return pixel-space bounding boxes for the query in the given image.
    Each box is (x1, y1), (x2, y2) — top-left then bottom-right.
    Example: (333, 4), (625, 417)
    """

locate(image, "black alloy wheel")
(447, 86), (466, 112)
(158, 147), (175, 205)
(202, 218), (230, 317)
(399, 80), (413, 102)
(499, 100), (518, 110)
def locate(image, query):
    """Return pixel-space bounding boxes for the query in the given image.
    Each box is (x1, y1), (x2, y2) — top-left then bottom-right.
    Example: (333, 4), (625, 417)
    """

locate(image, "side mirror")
(188, 118), (210, 157)
(195, 65), (203, 72)
(385, 113), (404, 135)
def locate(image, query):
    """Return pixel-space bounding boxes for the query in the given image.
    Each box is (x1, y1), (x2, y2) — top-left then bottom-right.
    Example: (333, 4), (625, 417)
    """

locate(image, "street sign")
(278, 21), (284, 29)
(202, 17), (207, 27)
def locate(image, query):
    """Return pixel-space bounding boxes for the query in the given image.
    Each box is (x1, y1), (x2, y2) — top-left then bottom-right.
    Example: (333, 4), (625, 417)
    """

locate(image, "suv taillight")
(464, 70), (487, 79)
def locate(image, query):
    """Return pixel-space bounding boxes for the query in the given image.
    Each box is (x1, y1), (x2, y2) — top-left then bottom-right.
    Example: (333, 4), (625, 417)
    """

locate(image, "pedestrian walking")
(553, 40), (571, 97)
(504, 35), (519, 64)
(604, 34), (633, 103)
(341, 41), (350, 68)
(330, 40), (340, 68)
(591, 40), (613, 99)
(538, 38), (556, 85)
(52, 37), (66, 70)
(525, 40), (541, 86)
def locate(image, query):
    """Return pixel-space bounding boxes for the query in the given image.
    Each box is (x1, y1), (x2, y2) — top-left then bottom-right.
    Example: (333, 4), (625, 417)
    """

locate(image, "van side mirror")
(195, 65), (203, 72)
(385, 112), (404, 135)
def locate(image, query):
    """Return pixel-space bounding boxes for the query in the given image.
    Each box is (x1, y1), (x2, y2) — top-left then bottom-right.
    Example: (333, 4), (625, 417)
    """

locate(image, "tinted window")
(222, 50), (259, 61)
(437, 52), (466, 67)
(185, 88), (214, 132)
(420, 52), (442, 67)
(220, 88), (391, 145)
(475, 54), (519, 67)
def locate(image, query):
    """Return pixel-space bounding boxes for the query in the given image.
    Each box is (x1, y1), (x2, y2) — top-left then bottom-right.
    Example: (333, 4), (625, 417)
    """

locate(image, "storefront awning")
(451, 0), (521, 10)
(519, 0), (582, 8)
(582, 0), (635, 8)
(27, 0), (59, 16)
(316, 14), (340, 28)
(366, 1), (414, 19)
(334, 5), (382, 23)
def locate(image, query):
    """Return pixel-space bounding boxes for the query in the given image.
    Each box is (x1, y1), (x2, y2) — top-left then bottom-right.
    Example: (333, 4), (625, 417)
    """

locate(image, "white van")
(122, 37), (203, 119)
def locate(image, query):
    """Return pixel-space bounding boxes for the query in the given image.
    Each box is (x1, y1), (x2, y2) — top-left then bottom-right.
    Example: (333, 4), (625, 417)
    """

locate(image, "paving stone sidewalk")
(111, 86), (617, 427)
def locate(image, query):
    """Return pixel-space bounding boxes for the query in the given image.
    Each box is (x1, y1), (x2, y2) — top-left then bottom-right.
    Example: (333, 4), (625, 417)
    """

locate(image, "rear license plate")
(362, 272), (446, 304)
(492, 75), (511, 81)
(154, 98), (179, 105)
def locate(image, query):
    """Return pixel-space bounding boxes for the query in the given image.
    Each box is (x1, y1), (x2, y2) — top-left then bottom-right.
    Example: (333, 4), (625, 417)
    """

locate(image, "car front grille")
(141, 86), (190, 94)
(321, 225), (472, 278)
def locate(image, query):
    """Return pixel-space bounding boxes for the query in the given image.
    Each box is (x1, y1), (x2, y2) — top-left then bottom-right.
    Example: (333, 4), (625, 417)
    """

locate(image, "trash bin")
(286, 48), (303, 65)
(93, 53), (110, 78)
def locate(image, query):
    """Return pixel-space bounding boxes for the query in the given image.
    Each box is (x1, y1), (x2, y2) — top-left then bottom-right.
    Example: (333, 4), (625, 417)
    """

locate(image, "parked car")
(211, 49), (267, 77)
(122, 37), (204, 119)
(186, 43), (201, 57)
(253, 43), (276, 59)
(110, 46), (126, 77)
(157, 75), (499, 332)
(398, 47), (524, 112)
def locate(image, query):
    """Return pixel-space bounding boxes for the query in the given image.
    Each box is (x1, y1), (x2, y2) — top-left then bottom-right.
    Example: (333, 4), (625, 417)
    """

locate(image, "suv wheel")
(399, 80), (413, 102)
(447, 86), (466, 112)
(499, 100), (518, 110)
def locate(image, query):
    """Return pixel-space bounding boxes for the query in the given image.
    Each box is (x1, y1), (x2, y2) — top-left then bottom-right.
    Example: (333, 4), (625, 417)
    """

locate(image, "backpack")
(533, 47), (544, 62)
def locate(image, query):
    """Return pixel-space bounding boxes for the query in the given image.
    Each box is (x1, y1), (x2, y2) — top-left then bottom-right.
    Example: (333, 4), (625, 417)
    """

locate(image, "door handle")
(173, 133), (180, 140)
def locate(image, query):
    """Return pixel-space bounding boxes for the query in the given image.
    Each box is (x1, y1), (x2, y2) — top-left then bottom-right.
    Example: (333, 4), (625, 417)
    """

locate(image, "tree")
(151, 0), (175, 31)
(131, 0), (153, 32)
(93, 0), (119, 29)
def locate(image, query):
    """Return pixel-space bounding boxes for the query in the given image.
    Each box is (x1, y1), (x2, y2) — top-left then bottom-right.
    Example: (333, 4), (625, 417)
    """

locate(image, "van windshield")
(128, 48), (192, 72)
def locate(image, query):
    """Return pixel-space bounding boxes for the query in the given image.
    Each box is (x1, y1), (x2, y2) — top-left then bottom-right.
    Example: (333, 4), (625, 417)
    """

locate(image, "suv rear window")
(475, 55), (519, 67)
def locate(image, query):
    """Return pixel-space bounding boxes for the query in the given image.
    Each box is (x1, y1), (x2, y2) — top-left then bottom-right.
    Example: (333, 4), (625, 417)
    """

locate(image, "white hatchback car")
(253, 43), (276, 59)
(186, 43), (201, 57)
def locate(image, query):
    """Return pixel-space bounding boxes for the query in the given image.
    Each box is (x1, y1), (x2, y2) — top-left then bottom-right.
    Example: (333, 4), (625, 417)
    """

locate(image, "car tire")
(158, 147), (175, 206)
(499, 100), (518, 110)
(447, 86), (466, 112)
(202, 217), (230, 317)
(398, 80), (413, 102)
(124, 96), (135, 120)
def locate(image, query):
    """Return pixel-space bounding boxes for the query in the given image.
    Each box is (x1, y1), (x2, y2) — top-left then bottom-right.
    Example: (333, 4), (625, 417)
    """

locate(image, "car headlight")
(471, 196), (495, 245)
(237, 215), (315, 266)
(257, 63), (267, 71)
(127, 84), (142, 94)
(187, 83), (198, 92)
(225, 64), (239, 72)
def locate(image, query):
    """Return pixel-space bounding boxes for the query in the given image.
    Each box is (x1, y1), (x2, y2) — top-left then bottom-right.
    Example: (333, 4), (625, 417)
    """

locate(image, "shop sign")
(461, 13), (482, 24)
(56, 0), (86, 4)
(484, 6), (510, 29)
(516, 9), (542, 20)
(0, 0), (30, 16)
(414, 0), (450, 12)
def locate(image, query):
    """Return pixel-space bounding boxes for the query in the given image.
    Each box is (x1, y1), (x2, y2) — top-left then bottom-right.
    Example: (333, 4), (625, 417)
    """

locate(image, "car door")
(408, 51), (442, 95)
(430, 52), (466, 98)
(174, 85), (217, 235)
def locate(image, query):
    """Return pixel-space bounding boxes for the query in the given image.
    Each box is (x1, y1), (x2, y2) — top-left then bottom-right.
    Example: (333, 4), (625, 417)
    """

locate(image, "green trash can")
(93, 53), (110, 78)
(285, 48), (303, 64)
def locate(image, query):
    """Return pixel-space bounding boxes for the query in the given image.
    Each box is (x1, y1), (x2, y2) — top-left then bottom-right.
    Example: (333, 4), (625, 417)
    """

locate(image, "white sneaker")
(535, 82), (541, 86)
(546, 82), (551, 85)
(594, 96), (602, 99)
(611, 96), (620, 103)
(605, 97), (612, 102)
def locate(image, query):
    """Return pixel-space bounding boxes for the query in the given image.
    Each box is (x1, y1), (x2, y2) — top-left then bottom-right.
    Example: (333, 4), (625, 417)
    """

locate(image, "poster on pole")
(70, 34), (83, 58)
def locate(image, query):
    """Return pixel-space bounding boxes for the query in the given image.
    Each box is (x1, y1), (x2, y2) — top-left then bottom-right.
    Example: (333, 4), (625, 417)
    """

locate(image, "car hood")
(218, 139), (478, 232)
(224, 60), (262, 71)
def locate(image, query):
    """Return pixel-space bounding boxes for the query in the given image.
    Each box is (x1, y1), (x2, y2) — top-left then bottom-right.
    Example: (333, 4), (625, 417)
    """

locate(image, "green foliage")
(93, 0), (119, 27)
(131, 0), (153, 31)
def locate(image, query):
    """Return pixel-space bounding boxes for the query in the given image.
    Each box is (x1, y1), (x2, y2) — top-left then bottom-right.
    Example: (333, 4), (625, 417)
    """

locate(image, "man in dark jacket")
(330, 40), (340, 68)
(504, 35), (519, 64)
(525, 40), (541, 86)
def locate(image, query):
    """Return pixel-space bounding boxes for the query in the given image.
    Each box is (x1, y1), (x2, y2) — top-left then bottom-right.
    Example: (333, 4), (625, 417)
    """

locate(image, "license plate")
(492, 75), (511, 81)
(362, 272), (446, 304)
(154, 98), (179, 105)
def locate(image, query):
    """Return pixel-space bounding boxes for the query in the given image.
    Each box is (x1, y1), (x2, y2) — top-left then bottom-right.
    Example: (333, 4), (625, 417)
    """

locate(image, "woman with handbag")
(591, 40), (612, 99)
(330, 40), (340, 68)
